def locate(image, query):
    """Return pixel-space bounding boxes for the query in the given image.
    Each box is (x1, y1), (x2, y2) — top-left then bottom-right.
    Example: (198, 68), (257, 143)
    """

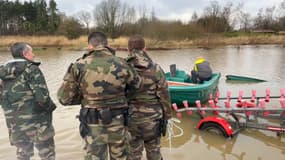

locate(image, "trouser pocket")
(99, 108), (112, 125)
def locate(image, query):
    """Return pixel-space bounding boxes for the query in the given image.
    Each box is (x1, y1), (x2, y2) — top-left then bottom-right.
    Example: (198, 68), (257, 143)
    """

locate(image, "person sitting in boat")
(191, 56), (212, 83)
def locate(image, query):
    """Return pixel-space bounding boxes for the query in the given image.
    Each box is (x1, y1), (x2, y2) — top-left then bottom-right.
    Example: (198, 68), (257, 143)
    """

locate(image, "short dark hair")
(88, 31), (108, 47)
(10, 42), (30, 58)
(128, 35), (145, 51)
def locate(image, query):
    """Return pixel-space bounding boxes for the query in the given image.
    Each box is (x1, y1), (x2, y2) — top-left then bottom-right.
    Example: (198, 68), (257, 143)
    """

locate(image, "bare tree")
(235, 3), (251, 31)
(277, 0), (285, 30)
(151, 7), (157, 22)
(240, 12), (251, 31)
(264, 6), (276, 29)
(76, 10), (92, 34)
(254, 6), (276, 30)
(221, 2), (232, 21)
(191, 11), (198, 22)
(254, 8), (264, 29)
(221, 2), (233, 32)
(200, 1), (232, 33)
(282, 0), (285, 9)
(204, 1), (220, 17)
(93, 0), (135, 38)
(138, 4), (147, 21)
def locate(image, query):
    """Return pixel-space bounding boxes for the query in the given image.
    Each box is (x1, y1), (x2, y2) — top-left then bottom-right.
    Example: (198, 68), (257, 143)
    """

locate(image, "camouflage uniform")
(126, 50), (172, 160)
(0, 59), (56, 160)
(57, 45), (141, 160)
(0, 79), (2, 103)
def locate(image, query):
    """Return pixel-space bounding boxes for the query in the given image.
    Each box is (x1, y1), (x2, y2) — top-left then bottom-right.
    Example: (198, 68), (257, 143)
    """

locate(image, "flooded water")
(0, 45), (285, 160)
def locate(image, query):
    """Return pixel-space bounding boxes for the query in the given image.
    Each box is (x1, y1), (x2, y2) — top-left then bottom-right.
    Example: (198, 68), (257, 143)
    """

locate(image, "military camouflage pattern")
(126, 50), (172, 120)
(128, 120), (161, 160)
(0, 79), (3, 104)
(57, 45), (141, 160)
(57, 45), (140, 109)
(16, 136), (55, 160)
(84, 116), (130, 160)
(126, 49), (172, 160)
(0, 59), (56, 160)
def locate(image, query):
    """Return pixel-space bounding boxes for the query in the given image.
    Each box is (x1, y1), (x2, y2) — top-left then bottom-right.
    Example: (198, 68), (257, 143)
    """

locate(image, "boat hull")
(226, 75), (266, 82)
(165, 70), (221, 106)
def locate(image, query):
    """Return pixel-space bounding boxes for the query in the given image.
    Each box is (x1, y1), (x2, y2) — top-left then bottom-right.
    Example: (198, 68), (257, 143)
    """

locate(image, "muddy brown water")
(0, 45), (285, 160)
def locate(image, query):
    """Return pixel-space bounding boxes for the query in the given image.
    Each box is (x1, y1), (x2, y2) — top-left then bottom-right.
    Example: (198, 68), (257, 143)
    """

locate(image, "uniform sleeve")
(156, 66), (172, 119)
(57, 63), (81, 105)
(26, 65), (56, 112)
(0, 79), (3, 105)
(0, 66), (4, 105)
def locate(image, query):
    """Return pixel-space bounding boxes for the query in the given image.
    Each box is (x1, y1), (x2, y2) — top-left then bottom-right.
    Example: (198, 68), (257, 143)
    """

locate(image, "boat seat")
(170, 64), (176, 77)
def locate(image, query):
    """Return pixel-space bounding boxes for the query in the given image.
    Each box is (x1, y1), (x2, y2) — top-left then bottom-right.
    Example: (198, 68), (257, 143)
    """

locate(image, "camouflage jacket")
(57, 45), (141, 109)
(126, 50), (172, 120)
(0, 59), (56, 132)
(0, 79), (2, 104)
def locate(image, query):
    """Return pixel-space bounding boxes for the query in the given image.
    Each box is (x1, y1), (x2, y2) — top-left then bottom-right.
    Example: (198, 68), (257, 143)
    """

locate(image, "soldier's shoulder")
(0, 65), (3, 72)
(75, 55), (85, 62)
(75, 51), (94, 62)
(27, 62), (40, 70)
(125, 55), (136, 62)
(154, 63), (165, 74)
(23, 62), (43, 77)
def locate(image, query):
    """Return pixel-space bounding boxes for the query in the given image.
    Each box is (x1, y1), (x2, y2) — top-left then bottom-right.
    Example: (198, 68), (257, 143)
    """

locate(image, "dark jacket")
(192, 58), (212, 81)
(0, 59), (56, 133)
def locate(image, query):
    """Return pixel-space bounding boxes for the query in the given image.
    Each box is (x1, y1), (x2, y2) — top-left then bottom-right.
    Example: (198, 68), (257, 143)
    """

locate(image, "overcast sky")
(15, 0), (283, 22)
(53, 0), (283, 22)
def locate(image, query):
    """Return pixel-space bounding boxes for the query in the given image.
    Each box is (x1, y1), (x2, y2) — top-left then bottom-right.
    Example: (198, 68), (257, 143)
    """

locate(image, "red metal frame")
(173, 88), (285, 137)
(266, 126), (285, 132)
(196, 116), (234, 137)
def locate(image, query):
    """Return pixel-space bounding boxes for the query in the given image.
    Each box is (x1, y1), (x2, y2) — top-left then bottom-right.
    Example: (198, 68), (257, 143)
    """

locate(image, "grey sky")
(15, 0), (283, 22)
(54, 0), (283, 22)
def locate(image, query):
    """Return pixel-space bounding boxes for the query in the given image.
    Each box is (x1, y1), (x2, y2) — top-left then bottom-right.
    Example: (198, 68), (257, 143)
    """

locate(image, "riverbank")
(1, 34), (285, 51)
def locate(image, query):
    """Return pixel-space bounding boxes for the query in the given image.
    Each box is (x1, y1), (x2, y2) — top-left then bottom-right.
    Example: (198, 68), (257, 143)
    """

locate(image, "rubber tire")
(200, 122), (229, 138)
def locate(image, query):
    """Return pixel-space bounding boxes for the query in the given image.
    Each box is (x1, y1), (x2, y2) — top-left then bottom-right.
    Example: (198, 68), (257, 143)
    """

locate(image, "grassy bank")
(1, 34), (285, 51)
(0, 36), (86, 51)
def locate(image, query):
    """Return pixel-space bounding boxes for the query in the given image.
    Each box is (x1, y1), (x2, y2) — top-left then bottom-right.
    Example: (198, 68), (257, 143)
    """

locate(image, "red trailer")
(172, 89), (285, 138)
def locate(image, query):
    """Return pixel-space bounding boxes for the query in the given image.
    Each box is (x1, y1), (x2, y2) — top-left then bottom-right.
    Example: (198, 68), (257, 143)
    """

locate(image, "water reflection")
(161, 112), (285, 160)
(243, 129), (285, 153)
(195, 133), (245, 160)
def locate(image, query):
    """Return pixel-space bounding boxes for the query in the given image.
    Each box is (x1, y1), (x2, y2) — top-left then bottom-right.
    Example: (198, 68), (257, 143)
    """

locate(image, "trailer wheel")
(200, 122), (229, 138)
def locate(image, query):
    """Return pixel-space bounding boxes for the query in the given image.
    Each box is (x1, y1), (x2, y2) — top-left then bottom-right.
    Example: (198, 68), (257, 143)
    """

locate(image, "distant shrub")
(57, 17), (84, 40)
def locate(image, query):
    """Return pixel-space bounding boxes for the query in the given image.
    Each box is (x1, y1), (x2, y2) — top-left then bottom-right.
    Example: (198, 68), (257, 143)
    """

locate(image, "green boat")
(226, 75), (266, 82)
(165, 70), (221, 106)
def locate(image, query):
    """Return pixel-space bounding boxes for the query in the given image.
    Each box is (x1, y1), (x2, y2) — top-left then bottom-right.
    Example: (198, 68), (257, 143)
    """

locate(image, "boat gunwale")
(167, 72), (221, 91)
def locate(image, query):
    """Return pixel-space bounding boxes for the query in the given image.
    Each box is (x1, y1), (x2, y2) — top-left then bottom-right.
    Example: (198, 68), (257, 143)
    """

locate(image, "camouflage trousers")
(84, 115), (130, 160)
(15, 137), (55, 160)
(127, 120), (162, 160)
(10, 125), (55, 160)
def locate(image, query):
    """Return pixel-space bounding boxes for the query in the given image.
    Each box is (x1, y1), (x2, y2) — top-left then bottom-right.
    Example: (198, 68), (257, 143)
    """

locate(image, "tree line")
(1, 0), (285, 40)
(0, 0), (60, 35)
